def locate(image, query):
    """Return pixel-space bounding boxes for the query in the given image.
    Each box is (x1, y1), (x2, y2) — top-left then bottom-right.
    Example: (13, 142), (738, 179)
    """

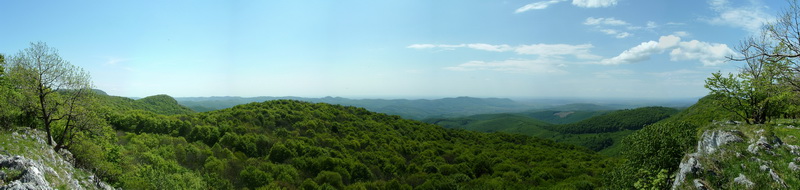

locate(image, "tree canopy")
(6, 42), (96, 150)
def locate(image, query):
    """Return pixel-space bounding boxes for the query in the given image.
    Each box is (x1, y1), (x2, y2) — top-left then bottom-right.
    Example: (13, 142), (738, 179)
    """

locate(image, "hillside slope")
(672, 122), (800, 189)
(0, 128), (112, 189)
(552, 106), (679, 134)
(95, 94), (194, 115)
(90, 99), (614, 189)
(428, 107), (678, 155)
(517, 110), (609, 124)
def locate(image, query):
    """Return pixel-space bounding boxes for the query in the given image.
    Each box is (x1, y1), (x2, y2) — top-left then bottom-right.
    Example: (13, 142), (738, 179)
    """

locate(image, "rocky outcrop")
(0, 129), (112, 190)
(0, 155), (53, 190)
(673, 124), (800, 189)
(733, 173), (754, 188)
(672, 130), (744, 189)
(697, 130), (744, 155)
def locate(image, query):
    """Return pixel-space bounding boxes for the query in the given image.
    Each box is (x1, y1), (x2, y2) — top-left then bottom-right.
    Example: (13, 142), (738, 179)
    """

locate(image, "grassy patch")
(1, 167), (23, 184)
(686, 123), (800, 189)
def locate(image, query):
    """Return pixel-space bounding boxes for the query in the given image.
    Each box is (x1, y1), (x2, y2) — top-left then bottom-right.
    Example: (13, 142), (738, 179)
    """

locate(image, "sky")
(0, 0), (786, 99)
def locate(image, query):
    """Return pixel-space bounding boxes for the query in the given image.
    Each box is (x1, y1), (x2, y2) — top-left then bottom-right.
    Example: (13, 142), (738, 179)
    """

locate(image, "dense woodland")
(0, 45), (628, 189)
(425, 107), (679, 155)
(9, 2), (800, 188)
(0, 42), (750, 190)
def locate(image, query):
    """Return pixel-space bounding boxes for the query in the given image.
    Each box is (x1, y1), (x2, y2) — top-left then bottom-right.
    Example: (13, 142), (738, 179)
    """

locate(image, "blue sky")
(0, 0), (784, 99)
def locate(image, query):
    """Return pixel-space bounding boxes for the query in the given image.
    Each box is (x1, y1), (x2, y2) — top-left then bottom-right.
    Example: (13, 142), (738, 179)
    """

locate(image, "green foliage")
(705, 52), (795, 124)
(659, 95), (737, 128)
(554, 107), (679, 134)
(315, 171), (344, 188)
(518, 110), (610, 124)
(268, 142), (295, 163)
(427, 106), (677, 155)
(0, 167), (23, 184)
(632, 169), (670, 190)
(5, 42), (94, 151)
(605, 122), (698, 189)
(135, 95), (195, 115)
(88, 99), (611, 189)
(0, 54), (23, 128)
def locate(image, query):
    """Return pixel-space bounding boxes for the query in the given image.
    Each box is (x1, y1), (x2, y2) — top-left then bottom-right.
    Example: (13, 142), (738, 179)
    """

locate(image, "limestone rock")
(697, 130), (744, 155)
(748, 135), (782, 155)
(0, 128), (113, 190)
(693, 179), (708, 190)
(0, 155), (52, 190)
(790, 162), (800, 171)
(673, 153), (702, 189)
(733, 173), (755, 188)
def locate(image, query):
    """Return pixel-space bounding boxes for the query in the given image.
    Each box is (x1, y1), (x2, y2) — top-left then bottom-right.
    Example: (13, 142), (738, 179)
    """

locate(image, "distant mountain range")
(174, 96), (697, 120)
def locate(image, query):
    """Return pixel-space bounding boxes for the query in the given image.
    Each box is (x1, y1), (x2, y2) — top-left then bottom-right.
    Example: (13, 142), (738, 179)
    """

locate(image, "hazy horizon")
(1, 0), (783, 99)
(120, 90), (702, 102)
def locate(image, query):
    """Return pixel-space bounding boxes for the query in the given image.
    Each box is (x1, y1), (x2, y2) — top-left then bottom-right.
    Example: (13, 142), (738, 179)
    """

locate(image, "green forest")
(0, 44), (620, 189)
(0, 41), (737, 190)
(424, 107), (678, 155)
(8, 2), (800, 189)
(0, 42), (779, 189)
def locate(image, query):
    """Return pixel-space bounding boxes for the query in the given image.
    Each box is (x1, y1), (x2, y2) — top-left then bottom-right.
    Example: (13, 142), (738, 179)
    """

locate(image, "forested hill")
(552, 106), (679, 134)
(81, 98), (613, 189)
(176, 96), (534, 120)
(95, 93), (195, 115)
(426, 106), (679, 155)
(136, 94), (195, 115)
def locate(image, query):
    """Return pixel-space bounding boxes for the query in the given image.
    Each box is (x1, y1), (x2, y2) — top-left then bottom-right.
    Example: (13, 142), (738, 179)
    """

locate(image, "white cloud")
(407, 44), (438, 49)
(515, 0), (616, 13)
(670, 40), (737, 66)
(673, 31), (690, 37)
(445, 59), (567, 74)
(584, 17), (661, 38)
(600, 29), (631, 38)
(466, 43), (513, 52)
(584, 17), (629, 26)
(706, 0), (772, 33)
(407, 44), (466, 50)
(572, 0), (617, 8)
(409, 43), (600, 59)
(515, 0), (567, 13)
(657, 35), (681, 49)
(514, 43), (600, 59)
(600, 41), (660, 65)
(645, 21), (657, 29)
(615, 32), (632, 39)
(600, 35), (736, 66)
(600, 35), (680, 65)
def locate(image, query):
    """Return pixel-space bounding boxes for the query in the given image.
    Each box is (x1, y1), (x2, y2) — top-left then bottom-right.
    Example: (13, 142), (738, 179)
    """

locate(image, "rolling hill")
(176, 96), (536, 120)
(516, 109), (610, 124)
(427, 106), (679, 156)
(551, 106), (679, 134)
(69, 95), (616, 189)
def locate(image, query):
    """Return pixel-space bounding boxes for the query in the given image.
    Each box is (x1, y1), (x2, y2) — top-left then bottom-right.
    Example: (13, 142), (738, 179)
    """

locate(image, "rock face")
(733, 173), (754, 188)
(0, 155), (53, 190)
(697, 130), (744, 155)
(0, 129), (112, 190)
(672, 130), (744, 189)
(673, 124), (800, 189)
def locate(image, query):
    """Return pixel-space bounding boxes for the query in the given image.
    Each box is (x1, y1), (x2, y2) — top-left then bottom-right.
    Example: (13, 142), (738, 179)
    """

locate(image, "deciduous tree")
(705, 49), (794, 124)
(7, 42), (94, 150)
